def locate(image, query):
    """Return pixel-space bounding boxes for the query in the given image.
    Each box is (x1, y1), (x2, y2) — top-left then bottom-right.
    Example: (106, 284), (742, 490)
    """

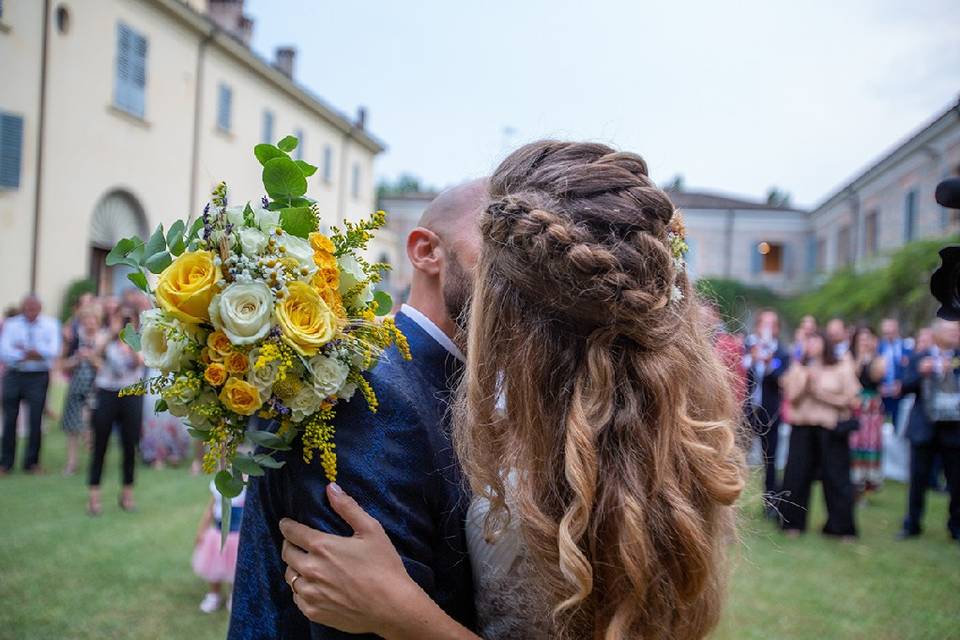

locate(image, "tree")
(665, 174), (685, 192)
(376, 173), (428, 198)
(696, 278), (786, 331)
(766, 187), (792, 208)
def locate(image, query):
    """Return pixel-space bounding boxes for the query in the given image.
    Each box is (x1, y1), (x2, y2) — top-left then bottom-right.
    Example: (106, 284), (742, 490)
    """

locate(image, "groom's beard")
(442, 254), (472, 353)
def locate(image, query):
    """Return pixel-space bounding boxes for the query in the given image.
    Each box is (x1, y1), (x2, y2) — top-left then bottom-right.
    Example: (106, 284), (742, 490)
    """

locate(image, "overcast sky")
(247, 0), (959, 207)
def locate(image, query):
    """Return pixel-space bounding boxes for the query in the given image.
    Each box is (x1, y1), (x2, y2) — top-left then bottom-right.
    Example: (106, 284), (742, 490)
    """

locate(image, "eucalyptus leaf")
(106, 238), (138, 266)
(253, 453), (286, 469)
(127, 271), (149, 293)
(215, 469), (244, 498)
(144, 224), (167, 258)
(373, 290), (393, 316)
(263, 156), (308, 201)
(277, 135), (298, 153)
(153, 398), (168, 413)
(279, 207), (315, 239)
(187, 216), (205, 242)
(254, 143), (286, 165)
(232, 454), (265, 477)
(247, 430), (292, 451)
(119, 322), (141, 351)
(166, 220), (185, 247)
(295, 160), (318, 177)
(145, 251), (173, 274)
(186, 427), (213, 441)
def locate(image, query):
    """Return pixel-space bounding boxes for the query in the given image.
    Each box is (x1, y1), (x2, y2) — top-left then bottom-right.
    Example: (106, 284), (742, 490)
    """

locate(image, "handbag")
(833, 416), (860, 435)
(922, 374), (960, 423)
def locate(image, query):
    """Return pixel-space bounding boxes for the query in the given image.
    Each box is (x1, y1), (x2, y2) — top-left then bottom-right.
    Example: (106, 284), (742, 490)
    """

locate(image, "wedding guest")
(898, 319), (960, 542)
(826, 317), (850, 360)
(194, 478), (247, 613)
(62, 291), (96, 350)
(0, 294), (62, 474)
(878, 318), (912, 422)
(87, 306), (144, 515)
(850, 326), (887, 498)
(743, 309), (790, 512)
(59, 304), (106, 476)
(779, 331), (861, 539)
(792, 314), (818, 360)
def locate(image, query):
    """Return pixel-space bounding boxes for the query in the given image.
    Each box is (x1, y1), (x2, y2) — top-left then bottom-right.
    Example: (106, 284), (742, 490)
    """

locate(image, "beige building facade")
(0, 0), (386, 314)
(810, 99), (960, 276)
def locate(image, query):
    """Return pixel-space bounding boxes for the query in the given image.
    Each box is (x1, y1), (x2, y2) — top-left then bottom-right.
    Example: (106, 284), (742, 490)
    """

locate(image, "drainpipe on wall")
(848, 189), (860, 269)
(187, 26), (216, 225)
(30, 0), (51, 293)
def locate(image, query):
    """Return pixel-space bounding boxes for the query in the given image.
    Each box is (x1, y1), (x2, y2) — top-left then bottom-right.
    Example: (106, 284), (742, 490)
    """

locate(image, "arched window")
(89, 190), (148, 295)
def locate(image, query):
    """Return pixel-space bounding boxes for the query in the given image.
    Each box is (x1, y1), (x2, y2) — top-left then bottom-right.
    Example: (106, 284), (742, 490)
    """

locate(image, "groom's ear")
(407, 227), (444, 277)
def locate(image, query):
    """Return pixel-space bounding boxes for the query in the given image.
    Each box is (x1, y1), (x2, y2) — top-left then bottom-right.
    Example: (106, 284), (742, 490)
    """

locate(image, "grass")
(1, 427), (958, 640)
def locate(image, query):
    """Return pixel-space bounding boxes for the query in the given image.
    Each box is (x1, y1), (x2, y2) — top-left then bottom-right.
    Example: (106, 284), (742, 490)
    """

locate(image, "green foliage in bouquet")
(106, 136), (408, 543)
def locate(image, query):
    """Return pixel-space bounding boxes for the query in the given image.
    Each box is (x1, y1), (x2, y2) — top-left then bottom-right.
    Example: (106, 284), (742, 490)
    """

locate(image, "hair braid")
(455, 140), (746, 639)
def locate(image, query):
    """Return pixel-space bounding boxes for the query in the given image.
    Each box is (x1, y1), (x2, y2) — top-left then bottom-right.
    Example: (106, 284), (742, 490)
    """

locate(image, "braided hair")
(455, 141), (746, 640)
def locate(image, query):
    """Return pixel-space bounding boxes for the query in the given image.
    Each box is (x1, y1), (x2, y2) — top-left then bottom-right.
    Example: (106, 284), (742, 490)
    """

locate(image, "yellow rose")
(219, 377), (262, 416)
(203, 362), (228, 387)
(155, 251), (221, 324)
(319, 285), (347, 321)
(275, 281), (337, 356)
(207, 330), (233, 357)
(309, 232), (335, 255)
(225, 350), (249, 374)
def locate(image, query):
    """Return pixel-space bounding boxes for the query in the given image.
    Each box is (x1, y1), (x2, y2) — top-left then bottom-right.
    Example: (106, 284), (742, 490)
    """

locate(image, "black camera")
(931, 177), (960, 320)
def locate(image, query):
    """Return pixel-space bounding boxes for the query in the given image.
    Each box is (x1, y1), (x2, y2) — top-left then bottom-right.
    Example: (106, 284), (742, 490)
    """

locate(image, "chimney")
(206, 0), (254, 45)
(355, 106), (367, 130)
(274, 46), (296, 78)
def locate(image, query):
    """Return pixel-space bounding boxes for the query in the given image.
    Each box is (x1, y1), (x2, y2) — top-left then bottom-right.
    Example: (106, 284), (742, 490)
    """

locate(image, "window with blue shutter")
(904, 189), (917, 241)
(294, 129), (305, 160)
(262, 110), (274, 144)
(0, 112), (24, 189)
(114, 22), (148, 118)
(322, 145), (333, 183)
(217, 83), (232, 132)
(805, 236), (817, 273)
(351, 163), (361, 199)
(750, 243), (762, 275)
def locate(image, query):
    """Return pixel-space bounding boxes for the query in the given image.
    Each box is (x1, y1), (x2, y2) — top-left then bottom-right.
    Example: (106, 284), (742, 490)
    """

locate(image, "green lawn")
(1, 427), (958, 640)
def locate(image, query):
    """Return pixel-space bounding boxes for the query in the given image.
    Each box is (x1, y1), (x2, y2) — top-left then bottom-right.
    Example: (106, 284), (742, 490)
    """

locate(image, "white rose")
(288, 385), (323, 423)
(225, 205), (246, 228)
(257, 207), (281, 232)
(337, 381), (358, 402)
(238, 227), (268, 257)
(140, 309), (189, 372)
(247, 348), (279, 394)
(308, 353), (350, 397)
(277, 234), (317, 280)
(208, 282), (274, 345)
(337, 254), (373, 304)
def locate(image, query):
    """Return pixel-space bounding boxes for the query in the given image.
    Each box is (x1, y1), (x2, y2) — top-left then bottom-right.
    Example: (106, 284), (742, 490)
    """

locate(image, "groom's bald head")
(406, 178), (488, 338)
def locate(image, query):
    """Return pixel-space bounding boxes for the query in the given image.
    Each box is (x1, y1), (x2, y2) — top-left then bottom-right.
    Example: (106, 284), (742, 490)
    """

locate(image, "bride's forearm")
(380, 583), (481, 640)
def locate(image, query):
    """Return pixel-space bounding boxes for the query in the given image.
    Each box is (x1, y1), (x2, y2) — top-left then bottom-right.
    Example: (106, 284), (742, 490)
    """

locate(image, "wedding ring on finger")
(290, 573), (301, 594)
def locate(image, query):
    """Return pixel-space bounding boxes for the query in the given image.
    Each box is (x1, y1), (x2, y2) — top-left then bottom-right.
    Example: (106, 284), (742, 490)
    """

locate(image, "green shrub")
(59, 278), (97, 323)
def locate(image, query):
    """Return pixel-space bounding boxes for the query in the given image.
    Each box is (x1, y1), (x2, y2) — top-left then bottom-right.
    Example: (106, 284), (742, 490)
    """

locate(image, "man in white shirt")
(0, 295), (62, 473)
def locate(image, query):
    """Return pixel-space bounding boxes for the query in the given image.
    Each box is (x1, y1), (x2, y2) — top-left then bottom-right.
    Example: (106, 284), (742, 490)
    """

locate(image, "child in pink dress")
(192, 479), (246, 613)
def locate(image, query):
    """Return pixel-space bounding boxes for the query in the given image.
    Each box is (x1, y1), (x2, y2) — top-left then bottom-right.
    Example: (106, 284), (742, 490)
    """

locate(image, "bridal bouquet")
(107, 135), (408, 528)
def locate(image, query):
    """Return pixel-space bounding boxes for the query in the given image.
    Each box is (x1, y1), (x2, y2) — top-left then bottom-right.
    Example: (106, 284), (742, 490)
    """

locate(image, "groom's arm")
(229, 457), (311, 640)
(293, 385), (441, 639)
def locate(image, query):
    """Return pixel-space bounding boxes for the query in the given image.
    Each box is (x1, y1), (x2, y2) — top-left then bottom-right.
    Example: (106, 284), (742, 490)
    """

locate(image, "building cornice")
(811, 98), (960, 215)
(152, 0), (386, 154)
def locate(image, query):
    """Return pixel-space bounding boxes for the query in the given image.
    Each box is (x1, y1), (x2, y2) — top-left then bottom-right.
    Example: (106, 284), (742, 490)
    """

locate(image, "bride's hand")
(279, 483), (426, 636)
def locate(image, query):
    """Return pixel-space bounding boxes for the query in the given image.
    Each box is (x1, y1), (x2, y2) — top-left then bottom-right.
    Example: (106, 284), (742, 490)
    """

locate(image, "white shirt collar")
(400, 303), (465, 362)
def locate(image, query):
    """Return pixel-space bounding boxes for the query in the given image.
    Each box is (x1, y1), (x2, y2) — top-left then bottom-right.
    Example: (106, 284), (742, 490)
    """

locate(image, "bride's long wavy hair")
(455, 141), (746, 639)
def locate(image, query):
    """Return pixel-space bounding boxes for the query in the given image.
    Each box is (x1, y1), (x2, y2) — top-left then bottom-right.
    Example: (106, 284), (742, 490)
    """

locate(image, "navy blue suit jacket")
(228, 312), (475, 639)
(901, 349), (960, 447)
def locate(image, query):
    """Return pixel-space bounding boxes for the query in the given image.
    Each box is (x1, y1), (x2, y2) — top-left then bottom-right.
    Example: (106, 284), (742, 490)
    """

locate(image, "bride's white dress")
(466, 495), (551, 639)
